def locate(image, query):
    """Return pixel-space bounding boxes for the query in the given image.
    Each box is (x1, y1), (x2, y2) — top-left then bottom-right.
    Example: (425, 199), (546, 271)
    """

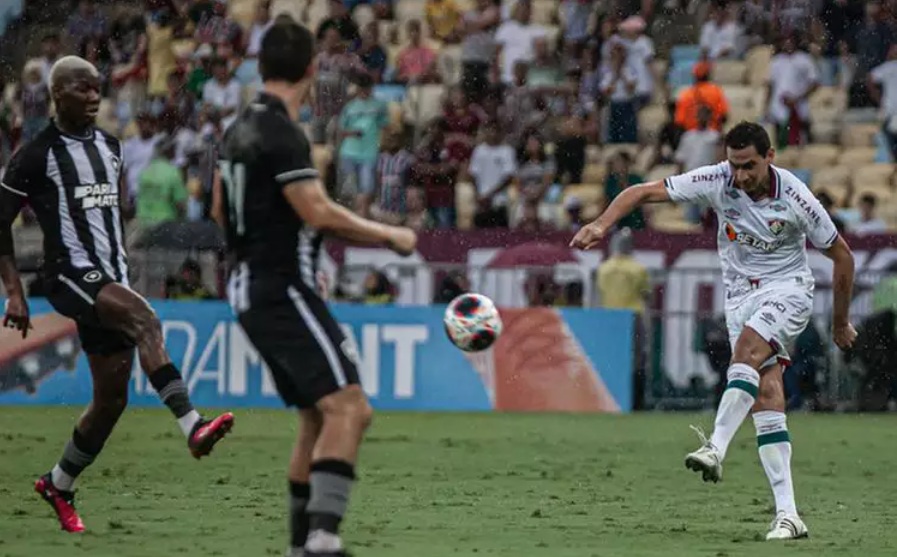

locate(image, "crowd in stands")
(0, 0), (896, 238)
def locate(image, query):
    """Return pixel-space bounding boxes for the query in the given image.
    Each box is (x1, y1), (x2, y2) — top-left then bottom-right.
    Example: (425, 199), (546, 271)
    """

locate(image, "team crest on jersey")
(768, 219), (786, 236)
(723, 208), (741, 220)
(109, 155), (121, 173)
(725, 188), (740, 200)
(770, 202), (787, 212)
(83, 270), (102, 283)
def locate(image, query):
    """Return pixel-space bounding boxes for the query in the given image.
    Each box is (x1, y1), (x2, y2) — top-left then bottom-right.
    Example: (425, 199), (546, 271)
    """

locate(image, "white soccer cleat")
(765, 512), (809, 540)
(684, 425), (723, 483)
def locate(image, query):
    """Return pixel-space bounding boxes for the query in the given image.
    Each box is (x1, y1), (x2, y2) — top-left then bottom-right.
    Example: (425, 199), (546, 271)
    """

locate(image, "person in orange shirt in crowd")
(675, 61), (729, 131)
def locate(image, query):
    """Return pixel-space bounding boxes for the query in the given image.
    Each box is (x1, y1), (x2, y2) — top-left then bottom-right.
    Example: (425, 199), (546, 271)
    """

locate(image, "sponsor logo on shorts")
(340, 339), (359, 366)
(759, 312), (776, 326)
(83, 270), (102, 283)
(761, 300), (787, 313)
(724, 223), (782, 252)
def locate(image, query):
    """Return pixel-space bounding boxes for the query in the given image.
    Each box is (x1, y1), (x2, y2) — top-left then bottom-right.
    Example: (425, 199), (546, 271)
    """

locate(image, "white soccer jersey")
(664, 163), (839, 295)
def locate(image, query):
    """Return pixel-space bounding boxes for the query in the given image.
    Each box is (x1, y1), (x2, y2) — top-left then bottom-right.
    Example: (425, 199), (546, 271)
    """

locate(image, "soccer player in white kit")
(571, 123), (857, 541)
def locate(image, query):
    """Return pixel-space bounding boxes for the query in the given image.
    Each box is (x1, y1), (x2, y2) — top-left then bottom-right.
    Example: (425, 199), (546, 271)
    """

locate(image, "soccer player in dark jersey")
(0, 56), (235, 533)
(211, 18), (416, 557)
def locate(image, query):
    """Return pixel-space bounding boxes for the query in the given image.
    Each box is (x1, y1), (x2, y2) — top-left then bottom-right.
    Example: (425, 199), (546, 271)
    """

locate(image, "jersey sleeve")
(269, 120), (320, 188)
(790, 183), (839, 249)
(1, 144), (43, 198)
(662, 164), (726, 206)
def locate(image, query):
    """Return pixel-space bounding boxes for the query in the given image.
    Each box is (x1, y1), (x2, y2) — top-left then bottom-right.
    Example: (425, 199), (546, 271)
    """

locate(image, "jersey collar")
(256, 91), (289, 117)
(767, 166), (781, 199)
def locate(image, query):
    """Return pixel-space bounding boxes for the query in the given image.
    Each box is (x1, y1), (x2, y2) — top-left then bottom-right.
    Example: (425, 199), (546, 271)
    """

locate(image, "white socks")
(177, 410), (202, 437)
(305, 530), (343, 552)
(51, 464), (76, 491)
(754, 410), (797, 515)
(710, 363), (760, 459)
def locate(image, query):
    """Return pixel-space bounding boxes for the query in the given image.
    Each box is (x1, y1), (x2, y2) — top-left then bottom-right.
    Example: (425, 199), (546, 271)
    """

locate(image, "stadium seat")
(853, 164), (895, 188)
(809, 86), (847, 112)
(854, 183), (894, 206)
(790, 168), (812, 185)
(564, 183), (604, 206)
(229, 0), (258, 28)
(797, 144), (841, 169)
(711, 60), (746, 85)
(841, 123), (880, 148)
(582, 163), (606, 185)
(745, 45), (773, 87)
(634, 145), (657, 176)
(650, 204), (700, 233)
(810, 165), (851, 191)
(585, 145), (602, 164)
(395, 0), (426, 22)
(402, 84), (444, 126)
(668, 63), (696, 90)
(645, 165), (678, 184)
(600, 144), (640, 165)
(774, 148), (800, 169)
(638, 104), (666, 143)
(532, 0), (557, 24)
(838, 147), (878, 168)
(670, 45), (702, 66)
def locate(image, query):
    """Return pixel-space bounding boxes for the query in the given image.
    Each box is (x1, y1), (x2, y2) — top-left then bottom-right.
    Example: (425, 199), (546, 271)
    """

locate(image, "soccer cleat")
(34, 474), (85, 533)
(188, 412), (235, 459)
(303, 552), (352, 557)
(684, 425), (723, 483)
(766, 512), (809, 540)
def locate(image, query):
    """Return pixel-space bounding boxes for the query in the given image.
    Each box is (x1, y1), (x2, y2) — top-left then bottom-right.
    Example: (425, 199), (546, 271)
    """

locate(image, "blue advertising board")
(0, 300), (634, 412)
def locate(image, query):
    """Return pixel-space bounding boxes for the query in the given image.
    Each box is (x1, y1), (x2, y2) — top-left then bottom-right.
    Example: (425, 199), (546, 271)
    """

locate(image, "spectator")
(316, 0), (361, 45)
(603, 152), (646, 230)
(38, 33), (62, 85)
(356, 22), (388, 83)
(554, 114), (586, 184)
(410, 119), (457, 228)
(855, 1), (895, 77)
(135, 136), (188, 230)
(767, 35), (819, 148)
(675, 106), (723, 173)
(513, 134), (557, 226)
(601, 43), (639, 144)
(816, 190), (847, 233)
(596, 227), (649, 408)
(700, 3), (742, 60)
(459, 0), (500, 103)
(80, 36), (112, 97)
(617, 15), (654, 108)
(338, 74), (389, 212)
(655, 101), (684, 166)
(123, 112), (161, 208)
(17, 61), (51, 144)
(202, 58), (241, 129)
(561, 0), (593, 50)
(245, 0), (273, 58)
(165, 259), (215, 300)
(363, 270), (396, 304)
(442, 85), (485, 164)
(191, 108), (225, 217)
(870, 44), (897, 158)
(372, 127), (415, 224)
(564, 195), (586, 231)
(154, 70), (195, 126)
(426, 0), (462, 44)
(470, 121), (517, 228)
(494, 0), (546, 85)
(66, 0), (107, 52)
(146, 3), (179, 98)
(774, 0), (815, 36)
(516, 200), (553, 232)
(195, 0), (243, 51)
(109, 12), (147, 66)
(395, 19), (440, 84)
(851, 193), (889, 235)
(819, 0), (864, 62)
(187, 44), (214, 101)
(675, 61), (729, 131)
(527, 36), (565, 90)
(404, 185), (436, 230)
(434, 271), (470, 303)
(313, 25), (364, 144)
(500, 61), (535, 143)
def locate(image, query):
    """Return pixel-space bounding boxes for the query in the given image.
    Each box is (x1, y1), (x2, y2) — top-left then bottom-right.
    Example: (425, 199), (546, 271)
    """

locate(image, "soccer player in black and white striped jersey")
(0, 56), (235, 533)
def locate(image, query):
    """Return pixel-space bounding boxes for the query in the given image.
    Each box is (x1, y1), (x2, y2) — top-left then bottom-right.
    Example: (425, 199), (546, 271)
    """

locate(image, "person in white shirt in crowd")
(201, 58), (242, 130)
(122, 111), (161, 211)
(617, 15), (654, 109)
(494, 0), (547, 85)
(245, 0), (273, 57)
(700, 3), (742, 60)
(869, 44), (897, 159)
(471, 121), (517, 228)
(675, 106), (723, 223)
(601, 42), (639, 144)
(767, 35), (819, 149)
(851, 194), (889, 235)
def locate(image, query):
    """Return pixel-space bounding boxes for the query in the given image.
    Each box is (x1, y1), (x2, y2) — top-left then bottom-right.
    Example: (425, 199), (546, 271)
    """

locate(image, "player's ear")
(766, 148), (775, 163)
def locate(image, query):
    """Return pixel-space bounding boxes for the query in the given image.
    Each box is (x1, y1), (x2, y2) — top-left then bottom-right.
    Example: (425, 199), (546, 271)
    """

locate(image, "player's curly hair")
(259, 15), (314, 84)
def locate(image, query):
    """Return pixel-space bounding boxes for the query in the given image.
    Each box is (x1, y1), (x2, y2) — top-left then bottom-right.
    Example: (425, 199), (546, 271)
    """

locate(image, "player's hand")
(832, 322), (857, 351)
(3, 294), (31, 339)
(569, 222), (606, 250)
(387, 227), (417, 257)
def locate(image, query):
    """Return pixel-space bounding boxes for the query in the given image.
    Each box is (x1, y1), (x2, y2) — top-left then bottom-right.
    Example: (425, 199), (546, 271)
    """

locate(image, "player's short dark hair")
(860, 193), (877, 206)
(259, 17), (315, 84)
(724, 121), (771, 155)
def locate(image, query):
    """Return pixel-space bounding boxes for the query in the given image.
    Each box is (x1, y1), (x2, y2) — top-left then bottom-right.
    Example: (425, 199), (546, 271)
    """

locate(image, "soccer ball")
(443, 293), (503, 352)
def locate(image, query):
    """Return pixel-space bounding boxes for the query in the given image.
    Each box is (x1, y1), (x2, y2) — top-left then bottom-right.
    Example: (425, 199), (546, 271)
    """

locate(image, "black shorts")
(45, 266), (136, 356)
(231, 270), (360, 408)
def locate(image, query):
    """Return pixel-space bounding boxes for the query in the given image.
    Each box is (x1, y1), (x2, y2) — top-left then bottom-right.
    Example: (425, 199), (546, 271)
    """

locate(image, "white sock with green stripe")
(754, 410), (797, 515)
(709, 363), (759, 459)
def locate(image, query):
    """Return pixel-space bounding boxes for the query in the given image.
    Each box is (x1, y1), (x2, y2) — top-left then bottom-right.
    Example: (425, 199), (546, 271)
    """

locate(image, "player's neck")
(54, 118), (93, 139)
(263, 80), (311, 121)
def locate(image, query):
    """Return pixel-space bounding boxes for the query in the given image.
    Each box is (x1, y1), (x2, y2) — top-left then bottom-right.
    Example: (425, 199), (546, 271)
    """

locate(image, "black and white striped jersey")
(218, 92), (323, 286)
(0, 123), (128, 283)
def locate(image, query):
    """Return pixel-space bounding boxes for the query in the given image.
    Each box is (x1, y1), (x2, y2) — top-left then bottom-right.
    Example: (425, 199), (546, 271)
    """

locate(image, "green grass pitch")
(1, 408), (896, 557)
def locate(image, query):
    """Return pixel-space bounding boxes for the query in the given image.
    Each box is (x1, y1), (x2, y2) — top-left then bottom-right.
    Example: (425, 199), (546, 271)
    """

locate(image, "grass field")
(1, 408), (897, 557)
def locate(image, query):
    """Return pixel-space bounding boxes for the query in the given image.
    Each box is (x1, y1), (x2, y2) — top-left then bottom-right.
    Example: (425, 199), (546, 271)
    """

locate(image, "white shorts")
(725, 286), (813, 368)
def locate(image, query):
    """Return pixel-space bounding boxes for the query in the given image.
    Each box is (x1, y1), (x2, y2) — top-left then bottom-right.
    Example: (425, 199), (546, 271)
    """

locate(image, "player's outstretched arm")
(0, 188), (29, 337)
(569, 180), (670, 250)
(823, 235), (857, 351)
(283, 179), (417, 256)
